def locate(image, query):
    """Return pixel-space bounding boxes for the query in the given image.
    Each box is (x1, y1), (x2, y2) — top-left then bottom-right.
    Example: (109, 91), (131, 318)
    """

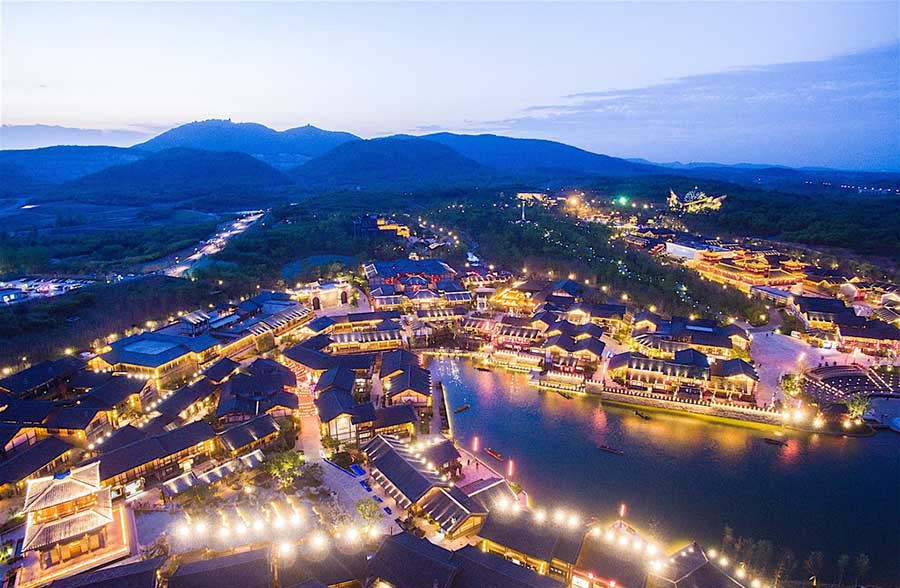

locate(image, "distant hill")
(421, 132), (662, 176)
(0, 162), (53, 197)
(0, 146), (145, 184)
(291, 137), (495, 190)
(50, 148), (292, 207)
(134, 120), (360, 168)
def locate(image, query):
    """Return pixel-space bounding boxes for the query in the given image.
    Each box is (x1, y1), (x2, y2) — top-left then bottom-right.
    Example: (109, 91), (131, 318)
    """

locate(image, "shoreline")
(424, 349), (877, 437)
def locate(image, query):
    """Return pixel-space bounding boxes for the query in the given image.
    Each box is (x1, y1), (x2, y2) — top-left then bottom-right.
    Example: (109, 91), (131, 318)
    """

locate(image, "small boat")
(763, 438), (788, 446)
(484, 448), (504, 461)
(454, 404), (471, 414)
(556, 391), (573, 400)
(475, 365), (491, 372)
(634, 410), (651, 420)
(598, 445), (624, 455)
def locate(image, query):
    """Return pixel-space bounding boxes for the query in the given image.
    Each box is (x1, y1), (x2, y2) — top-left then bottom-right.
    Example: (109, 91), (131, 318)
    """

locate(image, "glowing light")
(195, 522), (207, 536)
(345, 527), (360, 542)
(553, 509), (566, 524)
(719, 557), (729, 567)
(291, 513), (302, 526)
(253, 520), (264, 532)
(177, 523), (190, 538)
(274, 517), (285, 529)
(279, 541), (294, 556)
(736, 567), (747, 579)
(310, 532), (327, 549)
(567, 514), (579, 529)
(534, 510), (546, 523)
(708, 549), (718, 558)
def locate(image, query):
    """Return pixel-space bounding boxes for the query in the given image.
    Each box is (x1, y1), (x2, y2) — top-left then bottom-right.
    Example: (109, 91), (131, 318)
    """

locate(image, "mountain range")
(1, 119), (897, 208)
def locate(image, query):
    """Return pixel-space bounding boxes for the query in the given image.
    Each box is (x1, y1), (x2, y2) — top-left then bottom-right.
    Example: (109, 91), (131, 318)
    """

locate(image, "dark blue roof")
(374, 404), (419, 429)
(379, 349), (420, 379)
(81, 375), (146, 409)
(0, 357), (84, 397)
(314, 367), (356, 396)
(314, 388), (374, 424)
(49, 556), (165, 588)
(92, 421), (214, 480)
(203, 357), (240, 383)
(157, 378), (217, 418)
(169, 548), (271, 588)
(367, 532), (457, 588)
(451, 545), (563, 588)
(0, 437), (72, 486)
(218, 414), (280, 452)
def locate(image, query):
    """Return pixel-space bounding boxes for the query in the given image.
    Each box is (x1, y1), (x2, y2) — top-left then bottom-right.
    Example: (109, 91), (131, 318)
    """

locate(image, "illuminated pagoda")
(667, 187), (726, 213)
(16, 462), (132, 588)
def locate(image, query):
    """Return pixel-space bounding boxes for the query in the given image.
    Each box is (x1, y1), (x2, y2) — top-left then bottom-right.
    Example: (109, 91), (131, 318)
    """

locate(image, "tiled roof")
(218, 414), (280, 452)
(91, 421), (214, 481)
(203, 357), (240, 383)
(0, 357), (84, 396)
(384, 366), (432, 398)
(169, 548), (272, 588)
(80, 375), (146, 410)
(48, 556), (165, 588)
(157, 377), (217, 418)
(374, 404), (419, 430)
(380, 349), (421, 380)
(0, 437), (72, 487)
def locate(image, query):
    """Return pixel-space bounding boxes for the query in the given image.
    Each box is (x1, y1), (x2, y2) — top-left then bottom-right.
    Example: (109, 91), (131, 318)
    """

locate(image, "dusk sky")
(2, 1), (898, 170)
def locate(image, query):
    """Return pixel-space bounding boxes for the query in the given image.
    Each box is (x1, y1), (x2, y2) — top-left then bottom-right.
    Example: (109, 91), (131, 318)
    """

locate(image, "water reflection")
(429, 357), (900, 583)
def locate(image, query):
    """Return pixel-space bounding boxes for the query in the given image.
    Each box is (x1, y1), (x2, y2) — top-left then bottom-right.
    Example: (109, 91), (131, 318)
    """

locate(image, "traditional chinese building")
(16, 462), (132, 588)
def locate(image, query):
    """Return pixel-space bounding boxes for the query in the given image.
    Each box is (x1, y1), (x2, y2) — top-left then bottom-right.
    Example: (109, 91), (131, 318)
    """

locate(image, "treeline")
(0, 221), (217, 274)
(431, 200), (769, 324)
(718, 526), (873, 588)
(581, 176), (900, 261)
(0, 277), (218, 365)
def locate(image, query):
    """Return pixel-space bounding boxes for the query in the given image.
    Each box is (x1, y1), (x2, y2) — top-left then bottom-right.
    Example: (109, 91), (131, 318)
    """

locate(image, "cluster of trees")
(431, 200), (769, 324)
(0, 220), (216, 274)
(0, 276), (217, 365)
(583, 175), (900, 262)
(720, 527), (872, 587)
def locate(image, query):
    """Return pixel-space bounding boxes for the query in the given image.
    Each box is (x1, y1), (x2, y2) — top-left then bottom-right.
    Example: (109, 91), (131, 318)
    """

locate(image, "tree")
(322, 434), (341, 454)
(356, 498), (382, 527)
(853, 553), (870, 586)
(779, 374), (802, 398)
(836, 554), (849, 586)
(845, 395), (870, 419)
(722, 525), (735, 552)
(774, 549), (797, 588)
(264, 450), (305, 489)
(804, 551), (825, 584)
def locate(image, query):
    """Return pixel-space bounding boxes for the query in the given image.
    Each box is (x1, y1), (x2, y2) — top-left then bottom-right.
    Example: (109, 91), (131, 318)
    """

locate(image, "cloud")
(479, 46), (900, 171)
(0, 124), (164, 150)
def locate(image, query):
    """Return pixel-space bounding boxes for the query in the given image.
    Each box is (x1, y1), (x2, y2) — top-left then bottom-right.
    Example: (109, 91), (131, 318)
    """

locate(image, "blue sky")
(2, 2), (898, 170)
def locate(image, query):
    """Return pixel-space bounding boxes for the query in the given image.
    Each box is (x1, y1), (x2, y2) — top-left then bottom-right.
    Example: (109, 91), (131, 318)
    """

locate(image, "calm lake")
(428, 357), (900, 583)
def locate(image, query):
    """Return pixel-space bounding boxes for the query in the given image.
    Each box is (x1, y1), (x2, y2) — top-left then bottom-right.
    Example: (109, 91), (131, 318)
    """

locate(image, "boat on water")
(556, 391), (573, 400)
(475, 365), (491, 372)
(763, 438), (788, 446)
(634, 410), (651, 420)
(598, 445), (624, 455)
(484, 448), (504, 461)
(454, 404), (471, 414)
